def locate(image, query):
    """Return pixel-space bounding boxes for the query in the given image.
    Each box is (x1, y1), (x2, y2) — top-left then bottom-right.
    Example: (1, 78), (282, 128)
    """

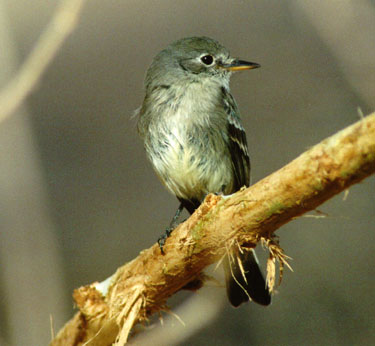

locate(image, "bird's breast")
(145, 84), (234, 201)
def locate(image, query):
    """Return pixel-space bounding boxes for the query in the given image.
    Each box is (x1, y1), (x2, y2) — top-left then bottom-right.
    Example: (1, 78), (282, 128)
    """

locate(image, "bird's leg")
(158, 203), (184, 254)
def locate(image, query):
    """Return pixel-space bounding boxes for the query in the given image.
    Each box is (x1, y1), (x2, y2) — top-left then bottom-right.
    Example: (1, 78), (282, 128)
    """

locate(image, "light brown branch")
(51, 113), (375, 345)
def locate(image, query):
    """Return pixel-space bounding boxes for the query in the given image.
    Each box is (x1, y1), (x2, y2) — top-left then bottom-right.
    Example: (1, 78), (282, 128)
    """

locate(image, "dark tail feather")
(223, 248), (271, 307)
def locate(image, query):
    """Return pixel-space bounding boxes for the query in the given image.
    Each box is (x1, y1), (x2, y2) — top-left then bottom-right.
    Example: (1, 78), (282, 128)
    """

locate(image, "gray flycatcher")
(137, 36), (270, 307)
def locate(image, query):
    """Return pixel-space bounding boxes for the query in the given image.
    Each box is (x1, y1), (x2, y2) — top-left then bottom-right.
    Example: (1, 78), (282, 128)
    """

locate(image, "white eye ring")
(200, 54), (215, 66)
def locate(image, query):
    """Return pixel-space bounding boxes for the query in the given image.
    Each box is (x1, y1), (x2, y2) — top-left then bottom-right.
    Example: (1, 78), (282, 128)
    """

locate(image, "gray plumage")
(137, 36), (270, 307)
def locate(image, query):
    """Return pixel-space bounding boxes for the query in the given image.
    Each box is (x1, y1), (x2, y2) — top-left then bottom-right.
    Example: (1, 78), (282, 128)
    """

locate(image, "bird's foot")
(158, 203), (184, 254)
(158, 227), (173, 254)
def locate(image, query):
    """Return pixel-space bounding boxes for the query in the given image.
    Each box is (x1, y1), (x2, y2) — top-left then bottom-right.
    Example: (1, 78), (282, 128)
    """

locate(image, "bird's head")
(145, 36), (260, 91)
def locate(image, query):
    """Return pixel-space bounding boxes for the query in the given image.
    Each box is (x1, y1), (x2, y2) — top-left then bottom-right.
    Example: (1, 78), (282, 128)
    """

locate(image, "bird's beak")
(218, 59), (260, 71)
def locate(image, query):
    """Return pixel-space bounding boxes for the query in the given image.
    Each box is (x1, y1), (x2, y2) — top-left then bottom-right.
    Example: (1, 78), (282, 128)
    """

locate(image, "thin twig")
(0, 0), (87, 124)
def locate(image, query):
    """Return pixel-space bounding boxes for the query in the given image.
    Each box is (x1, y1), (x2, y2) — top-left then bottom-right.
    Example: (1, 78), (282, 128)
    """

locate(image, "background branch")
(0, 0), (86, 124)
(51, 113), (375, 345)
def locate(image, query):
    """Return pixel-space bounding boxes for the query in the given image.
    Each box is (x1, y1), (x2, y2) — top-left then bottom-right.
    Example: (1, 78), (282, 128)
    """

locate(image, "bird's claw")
(158, 227), (172, 254)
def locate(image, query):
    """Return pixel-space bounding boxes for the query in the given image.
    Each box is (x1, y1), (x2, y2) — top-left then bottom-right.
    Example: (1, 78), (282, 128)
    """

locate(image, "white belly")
(149, 117), (233, 201)
(144, 79), (234, 201)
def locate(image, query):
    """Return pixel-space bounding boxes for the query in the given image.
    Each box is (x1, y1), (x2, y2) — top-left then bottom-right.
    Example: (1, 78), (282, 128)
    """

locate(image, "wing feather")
(221, 87), (251, 191)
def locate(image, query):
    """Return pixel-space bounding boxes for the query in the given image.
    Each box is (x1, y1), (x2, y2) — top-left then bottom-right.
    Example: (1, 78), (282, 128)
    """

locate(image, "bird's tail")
(223, 248), (271, 307)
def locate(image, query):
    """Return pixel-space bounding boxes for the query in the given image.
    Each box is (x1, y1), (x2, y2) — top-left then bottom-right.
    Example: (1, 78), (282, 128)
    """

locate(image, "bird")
(137, 36), (270, 307)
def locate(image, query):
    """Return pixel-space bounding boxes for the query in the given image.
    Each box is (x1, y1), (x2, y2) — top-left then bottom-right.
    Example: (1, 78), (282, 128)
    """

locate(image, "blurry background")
(0, 1), (374, 345)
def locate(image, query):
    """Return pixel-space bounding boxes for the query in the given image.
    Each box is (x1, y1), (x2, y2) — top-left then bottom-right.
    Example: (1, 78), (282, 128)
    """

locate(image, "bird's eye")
(200, 55), (214, 65)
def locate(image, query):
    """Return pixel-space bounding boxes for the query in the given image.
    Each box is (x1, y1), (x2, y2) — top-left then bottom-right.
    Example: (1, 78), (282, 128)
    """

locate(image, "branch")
(51, 113), (375, 345)
(0, 0), (87, 124)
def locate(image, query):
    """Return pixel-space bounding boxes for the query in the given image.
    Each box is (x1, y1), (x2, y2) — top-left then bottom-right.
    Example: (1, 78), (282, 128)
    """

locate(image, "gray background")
(0, 1), (374, 345)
